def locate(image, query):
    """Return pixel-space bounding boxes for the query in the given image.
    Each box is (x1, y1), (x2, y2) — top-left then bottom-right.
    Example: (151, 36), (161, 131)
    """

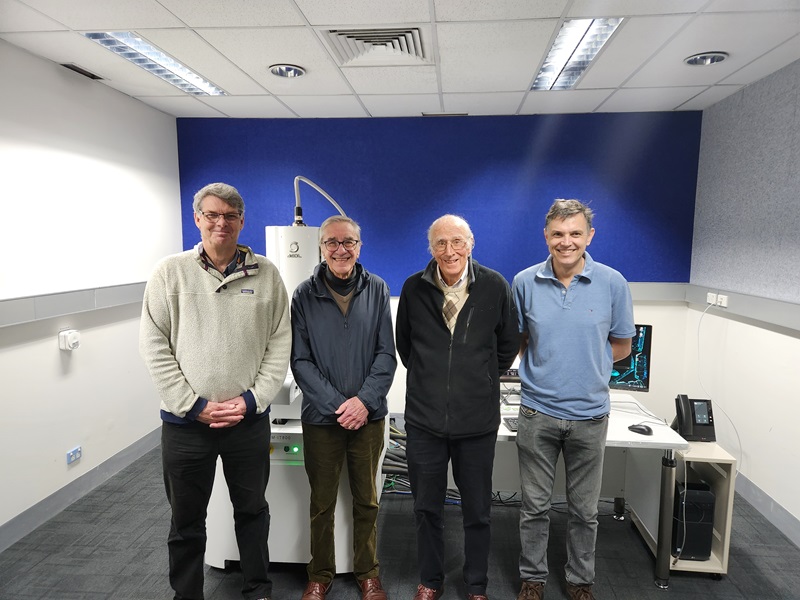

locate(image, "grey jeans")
(516, 406), (608, 586)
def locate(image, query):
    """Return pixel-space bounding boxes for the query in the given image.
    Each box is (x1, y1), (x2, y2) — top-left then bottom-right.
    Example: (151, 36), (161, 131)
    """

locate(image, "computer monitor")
(609, 324), (652, 392)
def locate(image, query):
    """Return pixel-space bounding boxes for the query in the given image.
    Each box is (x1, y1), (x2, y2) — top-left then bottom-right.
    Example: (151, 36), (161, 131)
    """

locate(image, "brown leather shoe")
(412, 584), (443, 600)
(360, 577), (388, 600)
(566, 583), (594, 600)
(301, 581), (331, 600)
(517, 581), (544, 600)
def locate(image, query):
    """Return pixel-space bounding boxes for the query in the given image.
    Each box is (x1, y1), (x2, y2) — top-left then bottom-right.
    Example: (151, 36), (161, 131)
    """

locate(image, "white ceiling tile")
(277, 95), (368, 118)
(568, 0), (707, 18)
(677, 85), (743, 110)
(443, 92), (525, 114)
(627, 12), (800, 87)
(520, 89), (613, 114)
(139, 29), (266, 95)
(293, 0), (430, 26)
(16, 0), (184, 29)
(134, 95), (226, 117)
(360, 94), (442, 117)
(598, 86), (708, 112)
(342, 66), (439, 94)
(157, 0), (304, 27)
(437, 20), (556, 92)
(0, 0), (66, 32)
(198, 28), (351, 95)
(433, 0), (567, 22)
(578, 16), (691, 89)
(195, 95), (297, 118)
(721, 33), (800, 85)
(704, 0), (800, 12)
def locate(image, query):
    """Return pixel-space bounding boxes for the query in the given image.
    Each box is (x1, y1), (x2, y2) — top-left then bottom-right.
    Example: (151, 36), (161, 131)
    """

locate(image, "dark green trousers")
(302, 419), (385, 583)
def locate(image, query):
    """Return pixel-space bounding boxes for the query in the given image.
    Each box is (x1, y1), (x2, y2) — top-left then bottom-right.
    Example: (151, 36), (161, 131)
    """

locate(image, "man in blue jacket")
(291, 215), (397, 600)
(396, 214), (519, 600)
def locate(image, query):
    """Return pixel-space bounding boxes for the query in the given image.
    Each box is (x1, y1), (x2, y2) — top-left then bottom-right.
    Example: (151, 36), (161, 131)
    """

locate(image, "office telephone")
(672, 394), (716, 442)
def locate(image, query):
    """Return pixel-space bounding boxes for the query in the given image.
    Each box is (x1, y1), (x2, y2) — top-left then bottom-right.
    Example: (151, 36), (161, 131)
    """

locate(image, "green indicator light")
(292, 445), (300, 454)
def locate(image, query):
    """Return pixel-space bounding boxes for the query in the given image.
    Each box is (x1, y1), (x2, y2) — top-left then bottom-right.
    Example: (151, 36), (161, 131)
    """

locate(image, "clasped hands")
(336, 396), (368, 431)
(196, 396), (247, 428)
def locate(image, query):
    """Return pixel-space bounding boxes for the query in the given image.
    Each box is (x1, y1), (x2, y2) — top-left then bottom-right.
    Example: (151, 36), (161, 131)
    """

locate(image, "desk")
(496, 392), (690, 588)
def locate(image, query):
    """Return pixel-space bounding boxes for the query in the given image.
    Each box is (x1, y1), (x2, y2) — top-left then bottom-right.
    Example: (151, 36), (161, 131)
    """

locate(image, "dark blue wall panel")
(177, 113), (701, 293)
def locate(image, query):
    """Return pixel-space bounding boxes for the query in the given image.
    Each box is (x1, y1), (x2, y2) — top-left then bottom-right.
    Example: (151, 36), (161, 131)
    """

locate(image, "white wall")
(0, 304), (160, 528)
(0, 41), (179, 542)
(0, 40), (182, 300)
(681, 308), (800, 526)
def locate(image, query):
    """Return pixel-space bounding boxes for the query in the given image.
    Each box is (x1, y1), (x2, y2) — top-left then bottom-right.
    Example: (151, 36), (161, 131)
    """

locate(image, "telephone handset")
(672, 394), (716, 441)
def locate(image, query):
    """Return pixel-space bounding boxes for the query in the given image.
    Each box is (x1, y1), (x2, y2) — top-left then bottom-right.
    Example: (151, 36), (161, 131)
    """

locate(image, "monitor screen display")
(609, 324), (652, 392)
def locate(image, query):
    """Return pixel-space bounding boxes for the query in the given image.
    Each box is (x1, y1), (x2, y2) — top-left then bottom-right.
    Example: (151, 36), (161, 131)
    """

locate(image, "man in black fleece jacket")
(396, 214), (519, 600)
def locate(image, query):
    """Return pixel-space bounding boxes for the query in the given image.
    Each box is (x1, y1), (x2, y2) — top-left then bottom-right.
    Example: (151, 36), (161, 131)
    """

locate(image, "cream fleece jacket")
(139, 243), (291, 420)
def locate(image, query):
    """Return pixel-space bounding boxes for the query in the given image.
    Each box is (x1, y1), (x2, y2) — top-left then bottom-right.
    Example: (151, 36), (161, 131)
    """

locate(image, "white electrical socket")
(706, 292), (717, 305)
(717, 294), (729, 308)
(66, 446), (82, 465)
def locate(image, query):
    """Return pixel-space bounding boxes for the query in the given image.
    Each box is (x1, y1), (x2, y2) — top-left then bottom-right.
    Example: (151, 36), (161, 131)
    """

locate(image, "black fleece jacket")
(396, 257), (519, 439)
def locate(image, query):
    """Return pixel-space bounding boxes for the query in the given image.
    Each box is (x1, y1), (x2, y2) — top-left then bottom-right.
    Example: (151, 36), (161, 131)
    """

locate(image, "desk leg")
(613, 497), (625, 521)
(654, 449), (677, 589)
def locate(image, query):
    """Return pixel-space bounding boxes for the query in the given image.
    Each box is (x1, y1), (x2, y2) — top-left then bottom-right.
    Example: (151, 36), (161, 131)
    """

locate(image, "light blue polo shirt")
(512, 252), (635, 420)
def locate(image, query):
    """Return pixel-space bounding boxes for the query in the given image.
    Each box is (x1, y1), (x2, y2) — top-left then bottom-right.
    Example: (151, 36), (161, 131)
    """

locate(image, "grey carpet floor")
(1, 447), (797, 600)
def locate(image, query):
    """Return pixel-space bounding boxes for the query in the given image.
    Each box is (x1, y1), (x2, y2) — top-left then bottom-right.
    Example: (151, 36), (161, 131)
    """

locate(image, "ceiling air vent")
(324, 28), (428, 66)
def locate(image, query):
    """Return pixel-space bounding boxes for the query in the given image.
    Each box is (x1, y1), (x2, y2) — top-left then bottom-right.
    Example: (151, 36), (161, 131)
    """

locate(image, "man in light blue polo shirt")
(512, 199), (635, 600)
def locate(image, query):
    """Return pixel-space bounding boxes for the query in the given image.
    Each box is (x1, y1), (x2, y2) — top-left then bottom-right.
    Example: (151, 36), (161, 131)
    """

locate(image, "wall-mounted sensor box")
(58, 329), (80, 351)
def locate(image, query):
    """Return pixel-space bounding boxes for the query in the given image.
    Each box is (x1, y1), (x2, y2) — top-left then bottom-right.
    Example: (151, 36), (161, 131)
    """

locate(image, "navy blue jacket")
(396, 258), (519, 439)
(290, 262), (396, 425)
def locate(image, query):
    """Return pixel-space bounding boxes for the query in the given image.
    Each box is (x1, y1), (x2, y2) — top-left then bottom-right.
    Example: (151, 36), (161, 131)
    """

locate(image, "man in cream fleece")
(140, 182), (291, 600)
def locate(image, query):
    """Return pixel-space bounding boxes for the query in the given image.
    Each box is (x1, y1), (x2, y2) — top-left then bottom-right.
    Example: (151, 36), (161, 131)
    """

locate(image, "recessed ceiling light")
(269, 64), (306, 78)
(532, 18), (623, 91)
(684, 52), (729, 66)
(84, 31), (226, 96)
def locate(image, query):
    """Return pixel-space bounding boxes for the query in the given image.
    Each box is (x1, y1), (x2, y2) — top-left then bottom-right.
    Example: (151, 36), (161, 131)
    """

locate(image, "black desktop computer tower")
(671, 481), (715, 560)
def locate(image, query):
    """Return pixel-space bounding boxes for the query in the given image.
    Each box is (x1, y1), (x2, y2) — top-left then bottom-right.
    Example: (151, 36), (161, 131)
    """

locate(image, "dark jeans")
(302, 419), (385, 583)
(405, 424), (497, 596)
(161, 417), (272, 600)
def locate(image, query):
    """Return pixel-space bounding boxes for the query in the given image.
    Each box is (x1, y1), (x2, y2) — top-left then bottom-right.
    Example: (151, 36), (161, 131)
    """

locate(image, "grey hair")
(193, 182), (245, 215)
(545, 199), (594, 230)
(319, 215), (361, 243)
(427, 214), (474, 255)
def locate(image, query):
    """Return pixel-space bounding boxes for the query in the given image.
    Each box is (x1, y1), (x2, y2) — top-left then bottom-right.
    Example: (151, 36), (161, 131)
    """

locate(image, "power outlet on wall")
(66, 446), (82, 465)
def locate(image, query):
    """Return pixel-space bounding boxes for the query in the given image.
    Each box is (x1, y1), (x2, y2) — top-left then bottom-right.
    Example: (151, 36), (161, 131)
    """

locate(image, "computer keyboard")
(503, 417), (518, 432)
(500, 368), (520, 383)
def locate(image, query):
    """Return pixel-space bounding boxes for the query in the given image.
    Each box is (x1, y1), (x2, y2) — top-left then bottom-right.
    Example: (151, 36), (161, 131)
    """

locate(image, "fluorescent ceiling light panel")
(532, 18), (623, 91)
(84, 31), (226, 96)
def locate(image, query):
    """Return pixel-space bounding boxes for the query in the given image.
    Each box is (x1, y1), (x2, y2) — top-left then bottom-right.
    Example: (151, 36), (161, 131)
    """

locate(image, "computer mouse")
(628, 423), (653, 435)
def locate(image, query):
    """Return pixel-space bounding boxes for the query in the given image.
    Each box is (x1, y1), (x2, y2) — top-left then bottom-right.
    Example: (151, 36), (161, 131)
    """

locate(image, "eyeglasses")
(322, 239), (360, 252)
(433, 238), (468, 252)
(199, 210), (242, 223)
